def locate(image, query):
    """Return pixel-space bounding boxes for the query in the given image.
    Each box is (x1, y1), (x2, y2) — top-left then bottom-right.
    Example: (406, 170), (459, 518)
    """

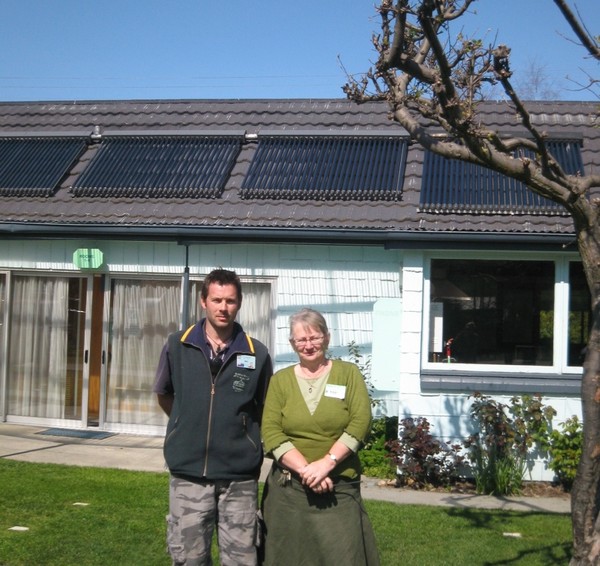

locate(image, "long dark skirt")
(260, 465), (380, 566)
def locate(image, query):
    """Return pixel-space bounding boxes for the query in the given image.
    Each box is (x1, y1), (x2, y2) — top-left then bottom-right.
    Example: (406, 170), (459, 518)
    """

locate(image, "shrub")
(547, 415), (583, 491)
(463, 393), (555, 496)
(510, 394), (556, 455)
(359, 416), (398, 479)
(386, 417), (464, 489)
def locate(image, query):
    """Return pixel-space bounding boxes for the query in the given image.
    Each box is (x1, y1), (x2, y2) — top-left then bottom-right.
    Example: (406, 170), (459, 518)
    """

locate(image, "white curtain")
(0, 274), (4, 360)
(8, 276), (69, 418)
(106, 277), (272, 426)
(237, 282), (272, 349)
(106, 279), (180, 425)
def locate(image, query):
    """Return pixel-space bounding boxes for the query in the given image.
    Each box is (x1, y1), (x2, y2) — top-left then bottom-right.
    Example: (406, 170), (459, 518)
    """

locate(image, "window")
(568, 262), (591, 367)
(429, 259), (555, 366)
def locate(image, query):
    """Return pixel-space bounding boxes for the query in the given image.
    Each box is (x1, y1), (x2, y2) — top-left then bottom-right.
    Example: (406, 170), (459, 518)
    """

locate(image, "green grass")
(0, 460), (572, 565)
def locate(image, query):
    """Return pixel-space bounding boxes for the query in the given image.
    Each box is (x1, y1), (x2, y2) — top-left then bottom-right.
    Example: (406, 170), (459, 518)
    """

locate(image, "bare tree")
(517, 58), (561, 100)
(344, 1), (600, 563)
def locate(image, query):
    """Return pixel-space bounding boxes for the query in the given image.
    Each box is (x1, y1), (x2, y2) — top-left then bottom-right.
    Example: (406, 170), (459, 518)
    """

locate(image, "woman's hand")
(300, 455), (337, 490)
(311, 476), (334, 494)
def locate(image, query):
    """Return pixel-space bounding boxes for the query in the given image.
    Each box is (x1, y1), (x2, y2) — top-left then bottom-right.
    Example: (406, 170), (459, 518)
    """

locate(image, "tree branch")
(553, 0), (600, 60)
(346, 3), (600, 560)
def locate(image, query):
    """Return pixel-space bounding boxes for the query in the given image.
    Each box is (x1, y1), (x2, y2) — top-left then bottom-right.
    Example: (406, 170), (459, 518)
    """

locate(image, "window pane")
(429, 260), (554, 365)
(568, 262), (590, 366)
(65, 278), (87, 420)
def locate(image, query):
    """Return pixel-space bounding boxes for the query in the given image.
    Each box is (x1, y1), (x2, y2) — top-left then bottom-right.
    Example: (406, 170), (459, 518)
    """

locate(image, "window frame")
(420, 252), (583, 393)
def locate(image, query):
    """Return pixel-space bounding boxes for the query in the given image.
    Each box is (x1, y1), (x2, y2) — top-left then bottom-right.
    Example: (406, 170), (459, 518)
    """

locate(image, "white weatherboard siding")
(0, 238), (584, 481)
(371, 297), (403, 416)
(398, 252), (425, 396)
(0, 238), (403, 370)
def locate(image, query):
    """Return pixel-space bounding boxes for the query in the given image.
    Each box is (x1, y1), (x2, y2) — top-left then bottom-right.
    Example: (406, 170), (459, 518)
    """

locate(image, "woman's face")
(290, 324), (329, 365)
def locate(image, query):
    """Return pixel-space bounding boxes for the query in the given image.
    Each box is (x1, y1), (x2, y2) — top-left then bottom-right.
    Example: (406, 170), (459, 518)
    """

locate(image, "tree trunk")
(570, 224), (600, 565)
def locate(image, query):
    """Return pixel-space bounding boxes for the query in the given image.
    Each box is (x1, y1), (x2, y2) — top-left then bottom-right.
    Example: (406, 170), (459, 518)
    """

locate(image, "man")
(154, 268), (272, 566)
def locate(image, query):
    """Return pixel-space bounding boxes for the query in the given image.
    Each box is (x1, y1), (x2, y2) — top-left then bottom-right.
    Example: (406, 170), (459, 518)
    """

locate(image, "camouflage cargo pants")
(166, 475), (259, 566)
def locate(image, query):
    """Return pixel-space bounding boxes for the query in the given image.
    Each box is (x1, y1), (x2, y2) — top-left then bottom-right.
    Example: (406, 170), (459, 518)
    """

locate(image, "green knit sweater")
(261, 360), (372, 480)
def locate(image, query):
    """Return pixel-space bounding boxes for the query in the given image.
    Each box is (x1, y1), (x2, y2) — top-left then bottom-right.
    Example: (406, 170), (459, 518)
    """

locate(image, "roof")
(0, 98), (597, 249)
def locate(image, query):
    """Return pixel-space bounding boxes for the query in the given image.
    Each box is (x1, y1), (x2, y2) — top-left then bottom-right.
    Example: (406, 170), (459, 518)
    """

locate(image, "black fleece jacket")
(160, 320), (272, 482)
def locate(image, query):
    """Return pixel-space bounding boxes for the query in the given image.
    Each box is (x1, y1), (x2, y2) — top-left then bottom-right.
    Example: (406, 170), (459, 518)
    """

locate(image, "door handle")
(84, 350), (89, 364)
(102, 350), (106, 365)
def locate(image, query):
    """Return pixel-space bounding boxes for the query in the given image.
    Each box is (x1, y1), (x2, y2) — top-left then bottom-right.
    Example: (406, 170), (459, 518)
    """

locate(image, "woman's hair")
(289, 308), (329, 338)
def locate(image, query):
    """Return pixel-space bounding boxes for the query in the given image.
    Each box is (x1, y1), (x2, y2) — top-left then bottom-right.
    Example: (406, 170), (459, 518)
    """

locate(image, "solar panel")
(0, 137), (87, 197)
(241, 135), (409, 201)
(72, 135), (242, 198)
(420, 140), (582, 214)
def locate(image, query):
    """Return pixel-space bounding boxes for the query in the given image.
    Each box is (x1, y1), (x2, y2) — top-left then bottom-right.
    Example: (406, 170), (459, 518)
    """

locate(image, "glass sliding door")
(0, 273), (6, 418)
(5, 272), (272, 430)
(104, 276), (273, 430)
(105, 278), (180, 427)
(65, 277), (88, 420)
(8, 275), (87, 420)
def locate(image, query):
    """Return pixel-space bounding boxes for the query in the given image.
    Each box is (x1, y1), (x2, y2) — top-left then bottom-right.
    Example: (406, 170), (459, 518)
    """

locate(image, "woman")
(260, 308), (380, 566)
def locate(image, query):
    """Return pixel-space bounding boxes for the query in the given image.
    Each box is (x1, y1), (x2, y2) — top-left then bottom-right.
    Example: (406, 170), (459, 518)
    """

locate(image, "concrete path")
(0, 423), (570, 514)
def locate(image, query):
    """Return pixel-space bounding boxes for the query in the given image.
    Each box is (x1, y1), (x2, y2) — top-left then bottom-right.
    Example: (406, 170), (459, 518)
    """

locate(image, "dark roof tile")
(0, 98), (597, 242)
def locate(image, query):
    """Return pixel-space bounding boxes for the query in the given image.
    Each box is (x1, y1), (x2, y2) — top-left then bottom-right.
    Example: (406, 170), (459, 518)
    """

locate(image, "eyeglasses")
(292, 335), (325, 348)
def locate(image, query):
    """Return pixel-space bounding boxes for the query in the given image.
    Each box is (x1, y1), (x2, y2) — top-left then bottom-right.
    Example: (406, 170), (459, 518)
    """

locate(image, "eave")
(0, 221), (576, 252)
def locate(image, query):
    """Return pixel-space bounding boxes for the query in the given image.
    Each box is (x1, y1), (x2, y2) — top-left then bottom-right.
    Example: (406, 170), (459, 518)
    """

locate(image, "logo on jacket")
(232, 372), (250, 393)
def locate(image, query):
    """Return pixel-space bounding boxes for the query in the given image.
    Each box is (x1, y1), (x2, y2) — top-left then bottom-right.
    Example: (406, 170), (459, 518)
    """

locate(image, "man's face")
(201, 282), (241, 333)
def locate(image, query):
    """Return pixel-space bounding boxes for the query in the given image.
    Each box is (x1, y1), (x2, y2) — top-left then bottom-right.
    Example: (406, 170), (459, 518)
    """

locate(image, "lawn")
(0, 460), (572, 565)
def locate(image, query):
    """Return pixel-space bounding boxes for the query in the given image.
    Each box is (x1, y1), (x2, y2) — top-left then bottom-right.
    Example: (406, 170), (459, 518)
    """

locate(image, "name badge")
(237, 355), (256, 369)
(325, 384), (346, 399)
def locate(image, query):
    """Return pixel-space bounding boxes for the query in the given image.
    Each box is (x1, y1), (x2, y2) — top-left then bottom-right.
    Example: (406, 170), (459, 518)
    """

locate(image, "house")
(0, 98), (597, 480)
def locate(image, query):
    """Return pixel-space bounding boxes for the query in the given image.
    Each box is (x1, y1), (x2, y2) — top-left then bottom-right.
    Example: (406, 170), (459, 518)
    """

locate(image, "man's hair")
(201, 268), (242, 302)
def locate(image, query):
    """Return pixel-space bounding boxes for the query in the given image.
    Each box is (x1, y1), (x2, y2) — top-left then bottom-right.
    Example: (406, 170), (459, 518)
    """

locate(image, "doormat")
(37, 428), (115, 440)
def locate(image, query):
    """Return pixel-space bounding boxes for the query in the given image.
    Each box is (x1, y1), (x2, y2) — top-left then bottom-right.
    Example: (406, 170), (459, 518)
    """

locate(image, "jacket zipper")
(202, 346), (249, 475)
(203, 372), (218, 477)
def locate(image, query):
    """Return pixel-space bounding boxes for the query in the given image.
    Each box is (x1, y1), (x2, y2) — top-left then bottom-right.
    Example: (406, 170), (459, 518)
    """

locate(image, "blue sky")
(1, 0), (598, 102)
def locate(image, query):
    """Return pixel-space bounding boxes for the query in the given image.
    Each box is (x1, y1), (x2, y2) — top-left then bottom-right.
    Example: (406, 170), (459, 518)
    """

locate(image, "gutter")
(0, 222), (577, 251)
